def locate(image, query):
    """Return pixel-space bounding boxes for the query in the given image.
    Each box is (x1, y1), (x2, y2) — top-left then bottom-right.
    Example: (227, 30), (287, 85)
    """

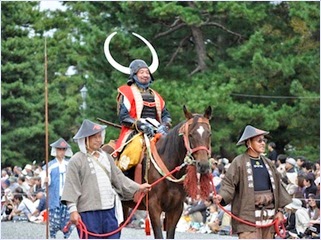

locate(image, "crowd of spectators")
(1, 150), (320, 238)
(1, 164), (46, 223)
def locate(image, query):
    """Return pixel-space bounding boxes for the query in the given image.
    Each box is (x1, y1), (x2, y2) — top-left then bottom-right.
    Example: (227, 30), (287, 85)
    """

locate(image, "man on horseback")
(113, 59), (171, 171)
(103, 32), (171, 171)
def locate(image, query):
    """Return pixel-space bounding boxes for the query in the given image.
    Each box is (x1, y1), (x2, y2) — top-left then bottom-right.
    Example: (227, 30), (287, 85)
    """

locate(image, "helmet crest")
(104, 32), (159, 75)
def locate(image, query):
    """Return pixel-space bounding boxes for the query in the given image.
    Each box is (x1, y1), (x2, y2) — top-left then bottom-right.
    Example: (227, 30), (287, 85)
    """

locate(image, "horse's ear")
(183, 105), (193, 119)
(204, 106), (212, 120)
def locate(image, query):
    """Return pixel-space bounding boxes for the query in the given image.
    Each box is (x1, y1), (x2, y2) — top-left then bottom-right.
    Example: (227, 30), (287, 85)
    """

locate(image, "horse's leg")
(148, 199), (163, 239)
(165, 205), (184, 239)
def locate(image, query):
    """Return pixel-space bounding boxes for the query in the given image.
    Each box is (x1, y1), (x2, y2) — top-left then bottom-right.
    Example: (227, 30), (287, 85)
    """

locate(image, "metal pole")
(44, 38), (49, 239)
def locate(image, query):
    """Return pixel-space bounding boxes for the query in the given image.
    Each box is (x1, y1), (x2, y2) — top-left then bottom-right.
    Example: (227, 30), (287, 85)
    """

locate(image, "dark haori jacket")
(219, 153), (292, 233)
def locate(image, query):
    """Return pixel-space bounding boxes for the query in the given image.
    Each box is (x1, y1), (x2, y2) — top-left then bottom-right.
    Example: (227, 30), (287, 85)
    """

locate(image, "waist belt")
(143, 101), (156, 107)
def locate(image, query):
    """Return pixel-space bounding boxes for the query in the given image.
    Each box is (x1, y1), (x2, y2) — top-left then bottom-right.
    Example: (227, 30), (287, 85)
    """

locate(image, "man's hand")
(136, 120), (155, 137)
(157, 124), (168, 135)
(70, 211), (81, 226)
(43, 177), (49, 183)
(139, 183), (152, 193)
(213, 194), (223, 204)
(274, 211), (284, 221)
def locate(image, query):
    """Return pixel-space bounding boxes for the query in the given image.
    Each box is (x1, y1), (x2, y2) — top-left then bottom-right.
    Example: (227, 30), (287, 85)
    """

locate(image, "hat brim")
(236, 132), (269, 146)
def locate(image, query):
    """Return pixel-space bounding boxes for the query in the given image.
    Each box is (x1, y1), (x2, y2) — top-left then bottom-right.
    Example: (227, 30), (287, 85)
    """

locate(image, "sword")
(97, 118), (122, 129)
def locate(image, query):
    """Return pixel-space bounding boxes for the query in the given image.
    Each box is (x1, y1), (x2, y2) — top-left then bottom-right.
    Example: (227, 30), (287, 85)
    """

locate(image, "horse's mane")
(155, 121), (186, 158)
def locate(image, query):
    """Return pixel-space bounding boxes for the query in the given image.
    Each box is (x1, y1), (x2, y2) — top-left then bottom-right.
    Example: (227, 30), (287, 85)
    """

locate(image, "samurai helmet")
(127, 59), (154, 85)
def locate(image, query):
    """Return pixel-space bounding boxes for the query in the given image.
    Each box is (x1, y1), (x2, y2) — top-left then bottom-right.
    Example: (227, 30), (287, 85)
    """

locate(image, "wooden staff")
(97, 117), (121, 129)
(44, 37), (49, 239)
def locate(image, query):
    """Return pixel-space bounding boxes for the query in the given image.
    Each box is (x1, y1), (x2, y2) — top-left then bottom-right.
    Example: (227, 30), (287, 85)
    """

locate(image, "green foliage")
(1, 1), (319, 168)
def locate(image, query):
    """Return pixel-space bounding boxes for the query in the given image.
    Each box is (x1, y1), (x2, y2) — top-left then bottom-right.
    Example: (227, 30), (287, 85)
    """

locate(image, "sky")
(39, 0), (66, 11)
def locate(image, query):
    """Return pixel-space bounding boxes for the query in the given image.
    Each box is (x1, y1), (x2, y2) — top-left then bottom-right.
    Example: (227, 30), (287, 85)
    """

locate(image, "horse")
(122, 105), (213, 239)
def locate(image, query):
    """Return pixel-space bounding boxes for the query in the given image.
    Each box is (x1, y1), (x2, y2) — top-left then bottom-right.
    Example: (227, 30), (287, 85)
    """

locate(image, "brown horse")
(122, 105), (213, 239)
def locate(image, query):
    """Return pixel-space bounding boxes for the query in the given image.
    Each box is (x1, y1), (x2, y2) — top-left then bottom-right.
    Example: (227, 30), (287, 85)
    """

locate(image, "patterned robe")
(219, 153), (292, 234)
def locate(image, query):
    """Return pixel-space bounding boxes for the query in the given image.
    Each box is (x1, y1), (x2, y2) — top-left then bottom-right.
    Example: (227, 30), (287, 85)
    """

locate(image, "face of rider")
(135, 67), (151, 84)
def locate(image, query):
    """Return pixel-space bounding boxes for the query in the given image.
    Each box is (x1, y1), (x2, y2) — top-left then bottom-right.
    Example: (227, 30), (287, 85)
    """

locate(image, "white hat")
(285, 198), (302, 210)
(286, 158), (297, 167)
(220, 158), (229, 165)
(24, 164), (32, 171)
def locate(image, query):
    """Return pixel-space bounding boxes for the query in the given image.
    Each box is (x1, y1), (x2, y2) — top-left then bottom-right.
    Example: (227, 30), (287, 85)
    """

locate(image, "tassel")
(145, 217), (151, 236)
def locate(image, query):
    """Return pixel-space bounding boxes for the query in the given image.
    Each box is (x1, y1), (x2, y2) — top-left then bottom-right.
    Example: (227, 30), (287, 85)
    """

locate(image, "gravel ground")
(1, 221), (238, 239)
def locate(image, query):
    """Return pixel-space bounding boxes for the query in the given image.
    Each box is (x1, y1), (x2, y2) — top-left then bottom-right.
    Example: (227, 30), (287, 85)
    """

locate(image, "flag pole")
(44, 37), (49, 239)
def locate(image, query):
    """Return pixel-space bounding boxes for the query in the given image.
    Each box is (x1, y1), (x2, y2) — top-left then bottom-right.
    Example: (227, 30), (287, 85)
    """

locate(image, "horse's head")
(180, 105), (212, 174)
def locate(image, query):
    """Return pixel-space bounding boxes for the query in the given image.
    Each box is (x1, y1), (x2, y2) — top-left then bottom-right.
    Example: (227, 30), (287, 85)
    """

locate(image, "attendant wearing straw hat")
(214, 125), (292, 239)
(61, 119), (151, 239)
(44, 138), (74, 238)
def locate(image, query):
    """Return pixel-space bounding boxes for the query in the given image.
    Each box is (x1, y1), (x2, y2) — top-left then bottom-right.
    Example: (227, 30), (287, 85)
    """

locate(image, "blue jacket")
(43, 158), (69, 209)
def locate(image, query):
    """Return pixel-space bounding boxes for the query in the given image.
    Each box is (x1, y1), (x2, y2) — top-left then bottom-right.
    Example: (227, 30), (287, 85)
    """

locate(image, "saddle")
(102, 135), (150, 186)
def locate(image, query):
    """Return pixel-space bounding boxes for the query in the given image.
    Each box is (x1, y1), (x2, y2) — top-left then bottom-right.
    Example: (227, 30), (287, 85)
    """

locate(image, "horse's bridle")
(179, 117), (211, 160)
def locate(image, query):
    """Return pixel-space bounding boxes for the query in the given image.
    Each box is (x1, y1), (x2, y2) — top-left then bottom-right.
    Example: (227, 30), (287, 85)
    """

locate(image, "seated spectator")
(1, 189), (14, 221)
(8, 176), (19, 193)
(32, 176), (43, 194)
(307, 194), (320, 234)
(285, 157), (298, 174)
(8, 193), (36, 222)
(302, 161), (315, 180)
(281, 174), (298, 197)
(30, 190), (47, 223)
(267, 142), (278, 163)
(1, 170), (9, 181)
(12, 166), (22, 178)
(184, 195), (208, 232)
(207, 204), (231, 235)
(210, 158), (219, 177)
(296, 156), (307, 175)
(284, 203), (296, 233)
(276, 154), (287, 176)
(32, 190), (46, 216)
(287, 198), (310, 238)
(304, 175), (318, 199)
(17, 176), (30, 194)
(198, 198), (218, 234)
(21, 164), (33, 177)
(293, 174), (306, 200)
(312, 162), (320, 178)
(126, 209), (147, 229)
